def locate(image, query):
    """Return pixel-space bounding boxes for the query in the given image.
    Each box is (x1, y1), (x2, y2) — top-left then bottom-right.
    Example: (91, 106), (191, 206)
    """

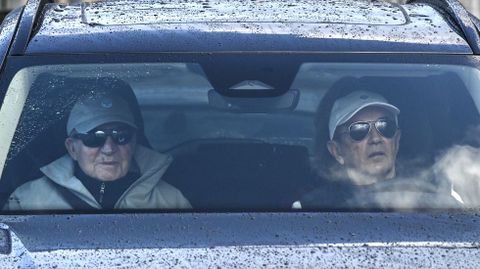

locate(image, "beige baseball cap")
(328, 90), (400, 140)
(66, 92), (137, 135)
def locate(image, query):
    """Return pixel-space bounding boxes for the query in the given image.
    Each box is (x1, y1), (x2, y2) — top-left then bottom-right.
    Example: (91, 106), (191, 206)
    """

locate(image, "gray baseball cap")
(67, 93), (137, 135)
(328, 90), (400, 140)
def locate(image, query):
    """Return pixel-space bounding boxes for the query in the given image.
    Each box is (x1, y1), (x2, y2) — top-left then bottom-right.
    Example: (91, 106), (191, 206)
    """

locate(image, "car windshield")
(1, 55), (479, 212)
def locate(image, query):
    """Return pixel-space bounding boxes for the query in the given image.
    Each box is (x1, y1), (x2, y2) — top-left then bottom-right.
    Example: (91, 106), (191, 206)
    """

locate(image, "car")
(0, 0), (480, 267)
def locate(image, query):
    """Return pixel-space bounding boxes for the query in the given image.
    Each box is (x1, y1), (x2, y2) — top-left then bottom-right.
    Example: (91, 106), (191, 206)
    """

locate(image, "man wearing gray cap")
(4, 92), (191, 210)
(293, 90), (402, 209)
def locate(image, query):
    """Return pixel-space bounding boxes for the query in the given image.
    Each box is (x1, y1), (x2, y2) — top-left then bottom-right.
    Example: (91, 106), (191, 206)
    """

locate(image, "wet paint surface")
(25, 0), (471, 54)
(0, 213), (480, 267)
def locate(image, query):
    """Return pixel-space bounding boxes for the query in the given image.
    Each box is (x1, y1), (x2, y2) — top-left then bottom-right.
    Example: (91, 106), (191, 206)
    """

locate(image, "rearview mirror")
(208, 89), (300, 112)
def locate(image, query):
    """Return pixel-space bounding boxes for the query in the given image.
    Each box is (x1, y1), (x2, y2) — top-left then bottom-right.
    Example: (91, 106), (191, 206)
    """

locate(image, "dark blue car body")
(0, 0), (480, 267)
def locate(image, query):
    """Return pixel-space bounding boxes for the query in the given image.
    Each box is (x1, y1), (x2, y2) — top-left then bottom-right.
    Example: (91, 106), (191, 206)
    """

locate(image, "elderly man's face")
(327, 106), (401, 185)
(65, 123), (136, 181)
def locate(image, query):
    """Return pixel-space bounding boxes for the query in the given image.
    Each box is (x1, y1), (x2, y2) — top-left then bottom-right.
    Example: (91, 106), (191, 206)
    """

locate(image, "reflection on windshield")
(434, 125), (480, 207)
(0, 62), (479, 212)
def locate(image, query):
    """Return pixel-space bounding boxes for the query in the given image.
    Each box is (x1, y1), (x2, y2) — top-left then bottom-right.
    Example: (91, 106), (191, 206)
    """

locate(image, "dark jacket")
(296, 175), (461, 210)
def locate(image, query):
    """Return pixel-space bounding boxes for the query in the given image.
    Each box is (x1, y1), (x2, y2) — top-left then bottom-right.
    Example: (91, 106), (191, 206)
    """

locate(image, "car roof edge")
(9, 0), (51, 56)
(408, 0), (480, 54)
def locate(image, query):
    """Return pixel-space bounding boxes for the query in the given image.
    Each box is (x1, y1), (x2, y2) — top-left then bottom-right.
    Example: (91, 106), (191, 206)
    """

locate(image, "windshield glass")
(1, 59), (479, 212)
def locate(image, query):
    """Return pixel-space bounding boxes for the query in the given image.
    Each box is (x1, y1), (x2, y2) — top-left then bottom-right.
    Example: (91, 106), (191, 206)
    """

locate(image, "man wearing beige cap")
(293, 90), (402, 209)
(294, 90), (462, 210)
(325, 90), (401, 186)
(4, 91), (191, 210)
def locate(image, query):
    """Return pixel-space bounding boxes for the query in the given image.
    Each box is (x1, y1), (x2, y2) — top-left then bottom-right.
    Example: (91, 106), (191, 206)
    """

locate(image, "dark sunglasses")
(72, 128), (135, 148)
(338, 118), (398, 141)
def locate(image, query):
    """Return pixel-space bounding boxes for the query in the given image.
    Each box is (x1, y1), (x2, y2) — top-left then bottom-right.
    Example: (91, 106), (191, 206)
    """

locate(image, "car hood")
(0, 212), (479, 267)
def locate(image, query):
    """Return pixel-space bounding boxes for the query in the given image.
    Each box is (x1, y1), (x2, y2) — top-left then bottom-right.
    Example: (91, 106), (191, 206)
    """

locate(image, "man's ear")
(327, 140), (344, 165)
(65, 137), (78, 161)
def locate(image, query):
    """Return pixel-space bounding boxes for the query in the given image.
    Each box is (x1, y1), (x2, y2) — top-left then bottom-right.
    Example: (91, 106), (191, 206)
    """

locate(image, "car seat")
(163, 141), (312, 210)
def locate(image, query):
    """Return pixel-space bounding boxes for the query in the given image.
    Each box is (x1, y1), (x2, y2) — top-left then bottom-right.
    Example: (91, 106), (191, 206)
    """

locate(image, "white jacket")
(4, 145), (191, 210)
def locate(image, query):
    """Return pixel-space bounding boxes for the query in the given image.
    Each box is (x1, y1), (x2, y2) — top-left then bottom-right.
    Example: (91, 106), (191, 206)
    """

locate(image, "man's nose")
(368, 125), (383, 144)
(100, 136), (117, 154)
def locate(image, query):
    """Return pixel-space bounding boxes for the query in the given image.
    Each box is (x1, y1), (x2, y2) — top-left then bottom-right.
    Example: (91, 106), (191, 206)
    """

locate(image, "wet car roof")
(25, 0), (472, 54)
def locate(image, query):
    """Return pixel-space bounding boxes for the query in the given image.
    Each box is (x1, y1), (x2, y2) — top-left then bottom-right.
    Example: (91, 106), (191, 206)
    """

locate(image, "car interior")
(0, 64), (479, 211)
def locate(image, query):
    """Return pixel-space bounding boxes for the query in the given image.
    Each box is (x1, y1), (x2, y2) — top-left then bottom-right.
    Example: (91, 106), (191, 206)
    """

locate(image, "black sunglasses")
(338, 118), (398, 141)
(72, 128), (135, 148)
